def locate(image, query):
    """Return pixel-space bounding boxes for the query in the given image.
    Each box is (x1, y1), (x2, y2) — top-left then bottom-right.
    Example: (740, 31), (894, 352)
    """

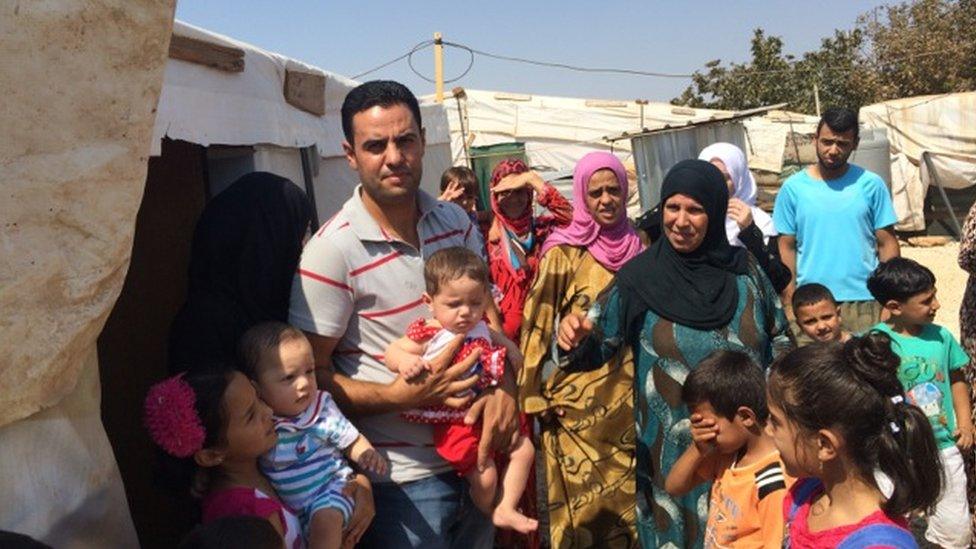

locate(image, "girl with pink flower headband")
(144, 369), (374, 547)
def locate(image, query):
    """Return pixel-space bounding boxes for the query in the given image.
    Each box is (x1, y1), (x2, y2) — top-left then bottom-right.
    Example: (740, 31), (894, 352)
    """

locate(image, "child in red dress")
(386, 247), (537, 534)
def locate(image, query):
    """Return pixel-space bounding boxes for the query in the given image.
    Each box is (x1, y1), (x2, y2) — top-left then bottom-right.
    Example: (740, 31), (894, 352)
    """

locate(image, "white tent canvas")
(154, 20), (455, 222)
(861, 92), (976, 231)
(429, 89), (812, 215)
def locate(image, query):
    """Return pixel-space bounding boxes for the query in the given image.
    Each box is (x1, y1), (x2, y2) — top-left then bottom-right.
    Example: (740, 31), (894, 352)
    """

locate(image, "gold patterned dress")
(519, 244), (637, 548)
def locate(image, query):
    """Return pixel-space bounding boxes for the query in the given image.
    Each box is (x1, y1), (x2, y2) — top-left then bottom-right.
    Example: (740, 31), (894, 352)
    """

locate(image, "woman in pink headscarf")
(518, 152), (644, 548)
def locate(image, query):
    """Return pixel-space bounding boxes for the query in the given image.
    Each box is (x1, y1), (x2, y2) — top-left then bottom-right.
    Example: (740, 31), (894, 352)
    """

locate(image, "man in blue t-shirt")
(773, 107), (900, 335)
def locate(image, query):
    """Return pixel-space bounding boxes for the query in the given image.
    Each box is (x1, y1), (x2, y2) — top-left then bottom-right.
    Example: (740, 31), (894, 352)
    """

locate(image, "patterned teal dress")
(571, 264), (793, 548)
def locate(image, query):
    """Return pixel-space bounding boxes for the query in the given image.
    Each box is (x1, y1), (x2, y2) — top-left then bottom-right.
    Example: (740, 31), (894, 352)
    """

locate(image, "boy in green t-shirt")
(868, 257), (973, 548)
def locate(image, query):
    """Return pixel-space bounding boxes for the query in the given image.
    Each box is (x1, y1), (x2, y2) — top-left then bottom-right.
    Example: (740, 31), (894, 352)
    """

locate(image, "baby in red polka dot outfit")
(385, 246), (537, 534)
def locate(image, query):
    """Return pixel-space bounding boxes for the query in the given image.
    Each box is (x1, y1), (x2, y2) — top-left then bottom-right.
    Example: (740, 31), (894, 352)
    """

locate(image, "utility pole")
(636, 99), (648, 130)
(813, 82), (821, 116)
(434, 32), (444, 103)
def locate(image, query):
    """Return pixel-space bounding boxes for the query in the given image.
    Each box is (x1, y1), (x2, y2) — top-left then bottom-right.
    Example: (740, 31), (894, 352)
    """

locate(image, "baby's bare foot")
(492, 506), (538, 534)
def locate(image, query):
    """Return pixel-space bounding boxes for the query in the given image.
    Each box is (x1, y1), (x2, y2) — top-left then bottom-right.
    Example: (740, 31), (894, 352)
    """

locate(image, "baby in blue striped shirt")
(241, 321), (387, 549)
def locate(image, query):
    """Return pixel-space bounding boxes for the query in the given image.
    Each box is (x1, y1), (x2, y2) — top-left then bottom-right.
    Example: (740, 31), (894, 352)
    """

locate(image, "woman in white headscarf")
(698, 142), (791, 293)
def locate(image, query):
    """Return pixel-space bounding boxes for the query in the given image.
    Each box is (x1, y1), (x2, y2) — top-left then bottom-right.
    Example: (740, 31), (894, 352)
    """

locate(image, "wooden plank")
(168, 34), (244, 73)
(284, 69), (325, 116)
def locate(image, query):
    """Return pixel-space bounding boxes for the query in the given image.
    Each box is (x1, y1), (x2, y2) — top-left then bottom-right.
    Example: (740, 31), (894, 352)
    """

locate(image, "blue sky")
(175, 1), (891, 102)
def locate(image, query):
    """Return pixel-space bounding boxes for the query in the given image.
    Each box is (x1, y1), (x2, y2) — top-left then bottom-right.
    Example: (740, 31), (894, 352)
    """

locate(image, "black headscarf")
(616, 159), (748, 331)
(168, 172), (315, 373)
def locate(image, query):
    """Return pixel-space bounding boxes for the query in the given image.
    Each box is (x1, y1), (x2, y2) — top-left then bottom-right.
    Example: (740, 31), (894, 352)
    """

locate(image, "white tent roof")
(429, 88), (813, 180)
(152, 20), (450, 158)
(861, 92), (976, 230)
(153, 20), (354, 156)
(430, 89), (722, 167)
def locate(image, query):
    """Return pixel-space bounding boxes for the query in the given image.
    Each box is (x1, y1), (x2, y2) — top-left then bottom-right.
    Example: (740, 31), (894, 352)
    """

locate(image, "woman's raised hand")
(727, 198), (754, 230)
(557, 313), (593, 350)
(493, 170), (545, 194)
(492, 173), (528, 194)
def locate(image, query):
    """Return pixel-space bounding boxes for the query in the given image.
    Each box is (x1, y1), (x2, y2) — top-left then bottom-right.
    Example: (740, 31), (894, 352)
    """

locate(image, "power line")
(458, 39), (976, 78)
(351, 37), (976, 83)
(454, 41), (694, 79)
(352, 40), (434, 80)
(409, 41), (474, 84)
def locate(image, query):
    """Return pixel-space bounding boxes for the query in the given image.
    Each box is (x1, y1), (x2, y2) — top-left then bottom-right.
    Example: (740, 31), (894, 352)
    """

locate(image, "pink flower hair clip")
(144, 374), (206, 458)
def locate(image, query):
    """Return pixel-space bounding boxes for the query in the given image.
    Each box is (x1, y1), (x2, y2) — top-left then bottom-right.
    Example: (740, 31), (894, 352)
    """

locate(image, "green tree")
(793, 28), (880, 114)
(672, 29), (800, 111)
(860, 0), (976, 98)
(673, 0), (976, 113)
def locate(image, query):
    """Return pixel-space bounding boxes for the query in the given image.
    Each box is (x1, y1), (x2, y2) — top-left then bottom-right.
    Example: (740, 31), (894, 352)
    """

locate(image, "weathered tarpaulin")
(861, 93), (976, 231)
(0, 1), (175, 545)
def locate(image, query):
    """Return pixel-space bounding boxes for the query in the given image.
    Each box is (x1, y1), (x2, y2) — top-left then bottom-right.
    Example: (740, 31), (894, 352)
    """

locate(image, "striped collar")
(273, 391), (325, 432)
(344, 184), (440, 243)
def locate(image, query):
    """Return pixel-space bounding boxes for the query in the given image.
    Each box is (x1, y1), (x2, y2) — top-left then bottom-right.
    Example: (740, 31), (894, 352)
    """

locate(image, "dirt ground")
(901, 241), (967, 339)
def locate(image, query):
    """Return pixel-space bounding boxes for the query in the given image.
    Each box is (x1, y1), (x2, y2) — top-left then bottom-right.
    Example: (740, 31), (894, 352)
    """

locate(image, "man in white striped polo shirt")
(289, 81), (519, 549)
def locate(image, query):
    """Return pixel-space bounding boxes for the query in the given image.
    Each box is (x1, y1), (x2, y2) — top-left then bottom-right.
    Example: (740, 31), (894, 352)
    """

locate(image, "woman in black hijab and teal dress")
(557, 160), (794, 548)
(168, 171), (315, 373)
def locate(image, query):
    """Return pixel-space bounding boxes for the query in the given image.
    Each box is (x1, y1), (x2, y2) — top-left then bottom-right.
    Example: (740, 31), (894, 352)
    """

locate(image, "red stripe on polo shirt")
(298, 268), (353, 292)
(359, 297), (425, 320)
(349, 250), (403, 277)
(423, 229), (464, 245)
(315, 213), (338, 237)
(338, 222), (350, 229)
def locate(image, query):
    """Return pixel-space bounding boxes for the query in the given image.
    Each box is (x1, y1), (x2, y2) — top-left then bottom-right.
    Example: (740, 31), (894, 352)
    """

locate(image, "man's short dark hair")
(792, 283), (837, 311)
(867, 257), (936, 304)
(341, 80), (423, 144)
(817, 107), (859, 139)
(682, 350), (768, 423)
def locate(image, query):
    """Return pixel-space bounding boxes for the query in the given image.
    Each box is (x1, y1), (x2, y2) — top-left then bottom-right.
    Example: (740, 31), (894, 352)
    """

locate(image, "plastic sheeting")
(742, 112), (819, 173)
(432, 89), (808, 211)
(0, 1), (174, 545)
(437, 90), (719, 174)
(0, 356), (138, 547)
(861, 93), (976, 230)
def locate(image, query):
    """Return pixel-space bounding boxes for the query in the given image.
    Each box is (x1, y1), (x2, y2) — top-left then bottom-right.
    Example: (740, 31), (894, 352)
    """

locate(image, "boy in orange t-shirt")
(665, 350), (793, 548)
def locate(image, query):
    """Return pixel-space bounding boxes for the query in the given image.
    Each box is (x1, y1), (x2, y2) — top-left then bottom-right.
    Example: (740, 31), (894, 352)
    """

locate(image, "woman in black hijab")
(556, 160), (794, 548)
(168, 172), (314, 373)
